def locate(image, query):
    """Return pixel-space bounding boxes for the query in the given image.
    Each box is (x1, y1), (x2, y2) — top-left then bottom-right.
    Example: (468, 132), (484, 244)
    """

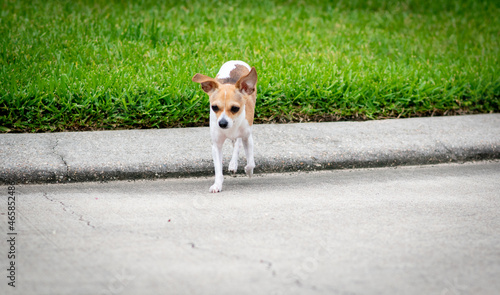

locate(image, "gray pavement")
(1, 114), (499, 184)
(1, 161), (499, 295)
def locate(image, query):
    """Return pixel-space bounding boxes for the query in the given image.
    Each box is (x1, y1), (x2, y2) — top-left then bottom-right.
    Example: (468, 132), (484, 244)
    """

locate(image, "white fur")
(209, 102), (254, 193)
(204, 61), (255, 193)
(216, 60), (251, 79)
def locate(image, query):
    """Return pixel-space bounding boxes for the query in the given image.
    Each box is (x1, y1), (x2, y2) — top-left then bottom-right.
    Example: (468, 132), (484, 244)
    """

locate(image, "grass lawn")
(1, 0), (499, 132)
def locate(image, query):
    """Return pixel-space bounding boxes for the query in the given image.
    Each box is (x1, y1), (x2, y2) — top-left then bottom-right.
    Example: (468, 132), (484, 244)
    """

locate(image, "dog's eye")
(230, 106), (240, 113)
(211, 105), (219, 112)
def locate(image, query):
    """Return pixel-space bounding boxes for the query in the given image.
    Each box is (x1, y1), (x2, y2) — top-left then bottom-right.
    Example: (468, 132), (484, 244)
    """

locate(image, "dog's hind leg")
(242, 135), (255, 178)
(228, 138), (241, 174)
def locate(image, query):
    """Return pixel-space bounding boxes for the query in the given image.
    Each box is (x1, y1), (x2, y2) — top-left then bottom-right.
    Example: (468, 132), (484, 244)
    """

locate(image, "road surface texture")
(1, 160), (499, 294)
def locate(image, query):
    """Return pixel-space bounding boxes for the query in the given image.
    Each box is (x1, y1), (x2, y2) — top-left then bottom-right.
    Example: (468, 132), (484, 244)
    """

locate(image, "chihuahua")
(192, 61), (258, 193)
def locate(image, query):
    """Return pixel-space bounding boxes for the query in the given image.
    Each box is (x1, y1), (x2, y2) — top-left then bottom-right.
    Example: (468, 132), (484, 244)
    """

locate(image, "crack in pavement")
(187, 242), (277, 277)
(43, 192), (95, 229)
(50, 135), (69, 179)
(186, 242), (241, 259)
(260, 259), (277, 277)
(437, 140), (458, 161)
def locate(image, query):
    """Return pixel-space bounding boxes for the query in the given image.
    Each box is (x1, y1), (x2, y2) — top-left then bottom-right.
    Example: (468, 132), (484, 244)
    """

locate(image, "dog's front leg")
(242, 134), (255, 178)
(210, 141), (224, 193)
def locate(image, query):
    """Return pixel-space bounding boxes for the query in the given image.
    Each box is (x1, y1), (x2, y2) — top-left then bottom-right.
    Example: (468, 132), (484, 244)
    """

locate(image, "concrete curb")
(1, 114), (499, 184)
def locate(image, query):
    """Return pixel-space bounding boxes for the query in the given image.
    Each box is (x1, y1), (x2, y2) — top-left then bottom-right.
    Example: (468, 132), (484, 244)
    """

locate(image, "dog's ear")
(192, 73), (219, 94)
(235, 67), (258, 95)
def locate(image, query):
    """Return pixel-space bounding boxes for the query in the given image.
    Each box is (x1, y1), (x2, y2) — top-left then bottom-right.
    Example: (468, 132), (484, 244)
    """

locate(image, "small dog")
(192, 61), (258, 193)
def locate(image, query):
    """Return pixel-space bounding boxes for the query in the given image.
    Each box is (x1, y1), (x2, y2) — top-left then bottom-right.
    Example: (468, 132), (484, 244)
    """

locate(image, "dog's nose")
(219, 119), (228, 129)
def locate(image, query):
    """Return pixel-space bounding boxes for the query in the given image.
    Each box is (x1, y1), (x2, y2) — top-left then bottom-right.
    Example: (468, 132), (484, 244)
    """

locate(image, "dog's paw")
(228, 160), (238, 174)
(209, 183), (222, 193)
(244, 164), (255, 178)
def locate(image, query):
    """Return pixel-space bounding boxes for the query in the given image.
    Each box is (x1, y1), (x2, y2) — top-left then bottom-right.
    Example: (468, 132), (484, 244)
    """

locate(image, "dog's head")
(192, 67), (257, 129)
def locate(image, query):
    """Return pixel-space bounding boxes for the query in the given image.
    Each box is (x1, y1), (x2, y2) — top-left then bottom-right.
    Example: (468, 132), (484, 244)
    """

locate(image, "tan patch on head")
(210, 85), (244, 120)
(198, 65), (257, 125)
(217, 65), (250, 85)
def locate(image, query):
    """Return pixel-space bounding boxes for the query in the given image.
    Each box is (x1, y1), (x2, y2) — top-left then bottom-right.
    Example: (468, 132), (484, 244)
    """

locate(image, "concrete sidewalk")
(1, 114), (499, 184)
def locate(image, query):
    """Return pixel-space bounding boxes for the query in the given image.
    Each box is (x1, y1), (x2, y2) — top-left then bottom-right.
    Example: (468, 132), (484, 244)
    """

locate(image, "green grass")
(1, 0), (499, 132)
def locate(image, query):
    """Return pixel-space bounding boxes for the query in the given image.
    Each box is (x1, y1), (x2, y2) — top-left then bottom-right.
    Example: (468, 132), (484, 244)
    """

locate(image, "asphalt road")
(1, 161), (500, 295)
